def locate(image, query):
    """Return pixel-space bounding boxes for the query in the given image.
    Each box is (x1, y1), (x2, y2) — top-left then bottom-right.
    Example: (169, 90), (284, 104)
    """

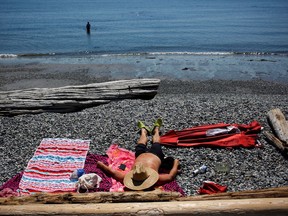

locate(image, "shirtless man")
(97, 119), (180, 190)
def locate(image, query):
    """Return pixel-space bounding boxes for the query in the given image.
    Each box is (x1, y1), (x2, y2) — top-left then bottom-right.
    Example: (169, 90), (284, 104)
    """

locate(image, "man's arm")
(97, 161), (125, 183)
(157, 159), (180, 185)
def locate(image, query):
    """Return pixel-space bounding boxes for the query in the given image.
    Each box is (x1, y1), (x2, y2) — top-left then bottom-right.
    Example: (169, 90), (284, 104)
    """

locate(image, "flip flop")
(152, 118), (162, 134)
(137, 121), (151, 135)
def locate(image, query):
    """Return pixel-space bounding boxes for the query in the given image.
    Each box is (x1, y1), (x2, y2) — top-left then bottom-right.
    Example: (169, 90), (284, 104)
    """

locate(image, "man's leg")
(152, 127), (160, 143)
(150, 119), (165, 161)
(138, 128), (148, 145)
(152, 118), (162, 142)
(135, 121), (149, 158)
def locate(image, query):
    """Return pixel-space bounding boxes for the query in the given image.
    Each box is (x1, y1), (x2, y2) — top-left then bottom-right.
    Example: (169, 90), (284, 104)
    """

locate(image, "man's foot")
(137, 121), (151, 135)
(152, 118), (162, 134)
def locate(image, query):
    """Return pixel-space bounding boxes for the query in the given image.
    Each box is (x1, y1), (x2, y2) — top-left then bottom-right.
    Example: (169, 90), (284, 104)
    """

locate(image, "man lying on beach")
(97, 119), (180, 191)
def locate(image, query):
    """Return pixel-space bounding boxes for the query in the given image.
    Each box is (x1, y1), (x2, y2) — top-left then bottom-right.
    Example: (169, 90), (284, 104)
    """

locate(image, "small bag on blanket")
(76, 173), (102, 193)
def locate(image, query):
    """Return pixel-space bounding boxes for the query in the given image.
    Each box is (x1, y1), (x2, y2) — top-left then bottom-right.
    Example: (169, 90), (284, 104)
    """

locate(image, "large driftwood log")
(263, 131), (288, 154)
(1, 187), (288, 215)
(0, 79), (160, 116)
(178, 186), (288, 201)
(1, 186), (287, 205)
(0, 190), (181, 205)
(0, 198), (287, 215)
(267, 108), (288, 145)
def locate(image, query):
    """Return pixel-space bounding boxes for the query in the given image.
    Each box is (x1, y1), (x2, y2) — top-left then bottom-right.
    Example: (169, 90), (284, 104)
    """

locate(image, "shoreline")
(0, 53), (288, 91)
(0, 61), (288, 95)
(0, 57), (288, 196)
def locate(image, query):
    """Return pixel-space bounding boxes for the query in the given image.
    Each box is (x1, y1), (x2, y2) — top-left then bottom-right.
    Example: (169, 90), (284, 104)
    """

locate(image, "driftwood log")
(1, 186), (287, 205)
(0, 187), (288, 215)
(0, 198), (287, 215)
(266, 108), (288, 154)
(267, 108), (288, 145)
(0, 190), (181, 205)
(264, 131), (288, 154)
(177, 186), (288, 201)
(0, 79), (160, 116)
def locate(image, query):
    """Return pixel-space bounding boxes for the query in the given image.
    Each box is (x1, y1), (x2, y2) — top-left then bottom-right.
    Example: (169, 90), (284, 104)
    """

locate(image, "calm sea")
(0, 0), (288, 58)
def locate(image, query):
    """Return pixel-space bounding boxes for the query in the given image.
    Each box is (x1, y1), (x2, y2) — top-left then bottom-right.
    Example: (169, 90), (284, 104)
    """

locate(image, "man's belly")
(135, 153), (161, 171)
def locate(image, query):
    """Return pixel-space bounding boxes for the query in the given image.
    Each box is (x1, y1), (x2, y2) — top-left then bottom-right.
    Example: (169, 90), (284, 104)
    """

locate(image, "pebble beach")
(0, 57), (288, 196)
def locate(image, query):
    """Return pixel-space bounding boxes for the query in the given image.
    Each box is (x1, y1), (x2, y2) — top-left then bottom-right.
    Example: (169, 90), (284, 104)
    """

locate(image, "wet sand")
(0, 53), (288, 91)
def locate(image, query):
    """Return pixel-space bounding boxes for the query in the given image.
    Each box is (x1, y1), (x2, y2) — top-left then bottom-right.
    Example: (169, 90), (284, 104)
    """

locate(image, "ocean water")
(1, 0), (288, 58)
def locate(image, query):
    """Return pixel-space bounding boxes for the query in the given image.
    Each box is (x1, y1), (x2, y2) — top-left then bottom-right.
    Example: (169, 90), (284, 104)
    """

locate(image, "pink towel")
(106, 144), (135, 192)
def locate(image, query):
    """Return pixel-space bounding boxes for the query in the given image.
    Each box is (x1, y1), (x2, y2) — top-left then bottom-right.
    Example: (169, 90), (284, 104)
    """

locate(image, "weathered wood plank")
(0, 191), (181, 205)
(0, 198), (287, 215)
(1, 187), (288, 215)
(267, 108), (288, 145)
(0, 79), (160, 116)
(263, 131), (288, 154)
(177, 186), (288, 201)
(1, 186), (287, 205)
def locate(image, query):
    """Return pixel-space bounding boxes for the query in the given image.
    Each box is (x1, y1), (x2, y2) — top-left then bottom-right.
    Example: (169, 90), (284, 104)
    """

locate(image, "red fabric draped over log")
(160, 121), (262, 148)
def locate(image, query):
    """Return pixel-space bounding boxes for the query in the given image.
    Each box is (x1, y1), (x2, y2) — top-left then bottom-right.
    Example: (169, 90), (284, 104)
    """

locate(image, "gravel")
(1, 79), (288, 196)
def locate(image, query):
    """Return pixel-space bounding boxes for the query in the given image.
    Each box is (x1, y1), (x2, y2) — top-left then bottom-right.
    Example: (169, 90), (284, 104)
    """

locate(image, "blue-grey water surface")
(1, 0), (288, 56)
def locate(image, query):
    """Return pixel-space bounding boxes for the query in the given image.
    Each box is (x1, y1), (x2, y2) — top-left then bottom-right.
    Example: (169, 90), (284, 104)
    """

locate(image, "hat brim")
(123, 167), (159, 191)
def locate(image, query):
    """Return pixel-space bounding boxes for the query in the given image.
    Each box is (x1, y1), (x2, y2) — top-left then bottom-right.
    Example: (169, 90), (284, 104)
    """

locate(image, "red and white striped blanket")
(19, 138), (90, 195)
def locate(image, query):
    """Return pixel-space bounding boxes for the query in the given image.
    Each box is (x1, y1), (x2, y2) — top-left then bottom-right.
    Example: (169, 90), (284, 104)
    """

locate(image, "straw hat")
(123, 162), (159, 191)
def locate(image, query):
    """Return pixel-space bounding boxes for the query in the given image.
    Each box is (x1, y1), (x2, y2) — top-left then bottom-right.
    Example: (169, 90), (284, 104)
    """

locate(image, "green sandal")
(152, 118), (162, 134)
(137, 121), (151, 135)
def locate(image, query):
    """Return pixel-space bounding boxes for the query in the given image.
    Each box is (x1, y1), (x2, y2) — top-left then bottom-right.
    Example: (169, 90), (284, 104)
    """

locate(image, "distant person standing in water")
(86, 22), (91, 34)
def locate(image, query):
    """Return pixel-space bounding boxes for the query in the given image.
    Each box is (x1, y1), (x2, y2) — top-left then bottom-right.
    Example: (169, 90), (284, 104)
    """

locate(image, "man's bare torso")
(135, 153), (161, 171)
